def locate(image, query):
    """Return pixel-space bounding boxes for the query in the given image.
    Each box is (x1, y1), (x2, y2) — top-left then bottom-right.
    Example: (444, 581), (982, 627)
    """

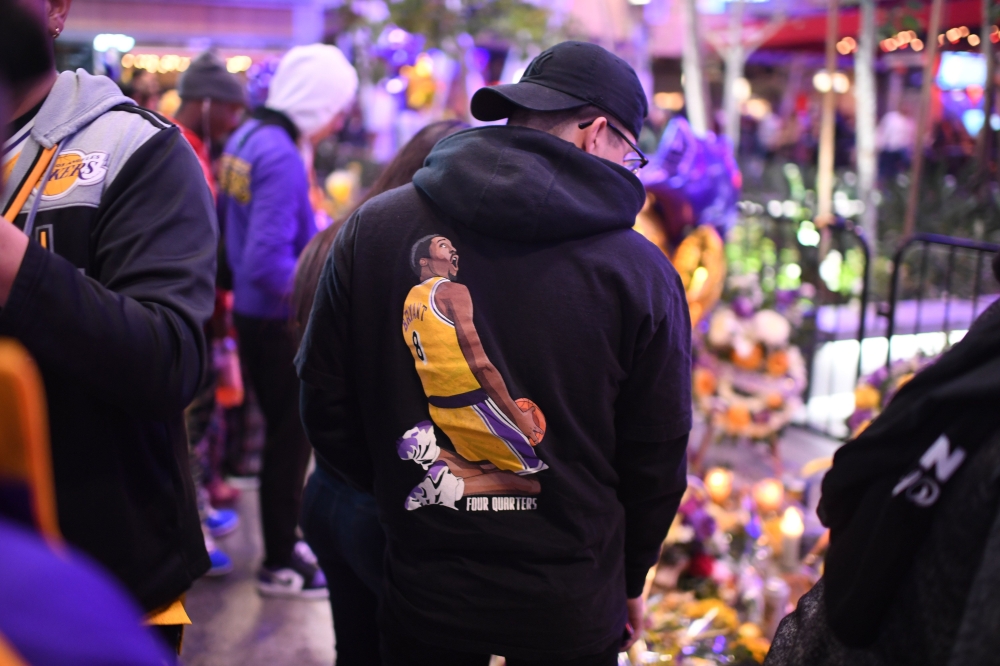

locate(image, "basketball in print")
(515, 398), (546, 445)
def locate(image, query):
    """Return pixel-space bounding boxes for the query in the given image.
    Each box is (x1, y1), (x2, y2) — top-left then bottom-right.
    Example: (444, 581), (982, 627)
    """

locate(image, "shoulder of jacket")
(66, 107), (182, 194)
(106, 104), (174, 131)
(359, 182), (424, 217)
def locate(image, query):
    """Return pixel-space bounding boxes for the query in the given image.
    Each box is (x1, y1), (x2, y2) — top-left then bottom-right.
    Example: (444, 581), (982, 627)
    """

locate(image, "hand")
(0, 221), (29, 307)
(621, 596), (646, 651)
(514, 408), (543, 446)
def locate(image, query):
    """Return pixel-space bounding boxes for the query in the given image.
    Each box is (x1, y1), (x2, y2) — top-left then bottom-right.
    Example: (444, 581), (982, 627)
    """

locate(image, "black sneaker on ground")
(256, 542), (328, 599)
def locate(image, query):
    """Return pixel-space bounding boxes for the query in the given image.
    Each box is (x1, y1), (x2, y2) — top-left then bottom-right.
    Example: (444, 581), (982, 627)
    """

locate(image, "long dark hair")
(292, 119), (468, 339)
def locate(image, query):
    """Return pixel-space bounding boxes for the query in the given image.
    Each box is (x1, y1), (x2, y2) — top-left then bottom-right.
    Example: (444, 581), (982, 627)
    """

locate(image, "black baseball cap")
(471, 41), (648, 140)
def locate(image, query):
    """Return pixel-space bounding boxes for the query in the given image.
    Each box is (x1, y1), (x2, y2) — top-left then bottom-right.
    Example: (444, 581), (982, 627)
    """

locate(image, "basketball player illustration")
(399, 235), (547, 510)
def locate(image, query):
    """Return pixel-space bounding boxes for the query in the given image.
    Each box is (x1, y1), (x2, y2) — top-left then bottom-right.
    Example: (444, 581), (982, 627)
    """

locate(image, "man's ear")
(581, 117), (607, 155)
(419, 257), (429, 267)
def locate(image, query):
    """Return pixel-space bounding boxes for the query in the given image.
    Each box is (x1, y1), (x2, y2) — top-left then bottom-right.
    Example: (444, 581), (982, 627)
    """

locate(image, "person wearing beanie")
(217, 43), (358, 599)
(173, 51), (247, 579)
(175, 51), (246, 198)
(297, 41), (690, 664)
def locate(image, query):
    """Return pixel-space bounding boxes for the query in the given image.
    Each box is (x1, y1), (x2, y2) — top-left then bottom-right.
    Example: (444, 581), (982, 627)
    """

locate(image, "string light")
(836, 36), (857, 55)
(121, 53), (192, 73)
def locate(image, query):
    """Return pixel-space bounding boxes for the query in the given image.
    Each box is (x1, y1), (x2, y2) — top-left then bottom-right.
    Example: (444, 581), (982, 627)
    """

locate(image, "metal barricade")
(725, 210), (871, 439)
(879, 234), (1000, 369)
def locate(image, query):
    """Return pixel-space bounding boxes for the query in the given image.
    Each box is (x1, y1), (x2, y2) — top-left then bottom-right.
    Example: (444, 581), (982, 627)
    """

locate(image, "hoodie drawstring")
(3, 144), (59, 224)
(22, 143), (63, 239)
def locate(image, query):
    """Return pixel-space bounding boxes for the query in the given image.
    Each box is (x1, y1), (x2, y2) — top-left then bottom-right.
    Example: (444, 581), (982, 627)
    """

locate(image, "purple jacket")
(219, 114), (316, 319)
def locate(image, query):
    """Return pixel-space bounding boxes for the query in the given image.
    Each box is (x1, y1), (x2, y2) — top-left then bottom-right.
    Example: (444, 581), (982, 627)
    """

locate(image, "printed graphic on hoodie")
(399, 235), (547, 511)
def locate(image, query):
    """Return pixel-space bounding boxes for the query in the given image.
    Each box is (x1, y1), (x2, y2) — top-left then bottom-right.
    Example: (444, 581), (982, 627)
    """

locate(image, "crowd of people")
(2, 0), (1000, 665)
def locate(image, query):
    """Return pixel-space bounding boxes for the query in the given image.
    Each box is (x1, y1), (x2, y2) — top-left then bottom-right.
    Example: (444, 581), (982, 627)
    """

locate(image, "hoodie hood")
(266, 44), (358, 139)
(412, 125), (645, 243)
(32, 69), (134, 148)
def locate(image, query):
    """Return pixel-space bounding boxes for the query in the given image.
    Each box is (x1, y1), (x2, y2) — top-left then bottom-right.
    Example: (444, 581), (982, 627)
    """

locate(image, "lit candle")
(780, 506), (804, 570)
(752, 478), (784, 515)
(704, 468), (733, 505)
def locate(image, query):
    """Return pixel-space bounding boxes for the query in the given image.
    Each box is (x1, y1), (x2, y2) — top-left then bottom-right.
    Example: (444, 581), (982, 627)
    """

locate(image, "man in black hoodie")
(297, 41), (691, 664)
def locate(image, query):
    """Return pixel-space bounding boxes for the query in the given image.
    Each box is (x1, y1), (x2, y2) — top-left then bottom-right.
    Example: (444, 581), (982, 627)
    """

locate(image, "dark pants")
(380, 618), (622, 666)
(301, 465), (386, 665)
(234, 314), (311, 567)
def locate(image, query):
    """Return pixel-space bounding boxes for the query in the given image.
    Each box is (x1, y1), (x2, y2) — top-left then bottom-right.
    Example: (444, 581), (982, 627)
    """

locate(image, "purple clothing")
(470, 398), (546, 474)
(0, 519), (171, 665)
(220, 119), (316, 319)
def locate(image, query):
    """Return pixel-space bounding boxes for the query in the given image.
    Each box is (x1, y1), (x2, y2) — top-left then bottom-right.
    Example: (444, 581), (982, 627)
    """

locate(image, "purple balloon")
(640, 117), (742, 247)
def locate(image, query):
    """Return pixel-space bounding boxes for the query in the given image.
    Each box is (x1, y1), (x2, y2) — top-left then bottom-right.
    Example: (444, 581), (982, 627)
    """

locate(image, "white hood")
(267, 44), (358, 140)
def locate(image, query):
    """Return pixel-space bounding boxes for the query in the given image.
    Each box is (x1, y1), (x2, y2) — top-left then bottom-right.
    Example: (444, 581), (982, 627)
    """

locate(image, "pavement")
(181, 425), (841, 665)
(182, 476), (335, 666)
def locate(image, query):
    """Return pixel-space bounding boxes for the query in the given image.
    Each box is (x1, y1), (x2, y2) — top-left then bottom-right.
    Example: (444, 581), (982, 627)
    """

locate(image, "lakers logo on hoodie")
(42, 151), (109, 200)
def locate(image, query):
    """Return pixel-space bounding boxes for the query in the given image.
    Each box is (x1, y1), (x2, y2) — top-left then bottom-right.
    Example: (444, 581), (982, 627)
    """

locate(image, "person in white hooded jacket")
(217, 43), (358, 598)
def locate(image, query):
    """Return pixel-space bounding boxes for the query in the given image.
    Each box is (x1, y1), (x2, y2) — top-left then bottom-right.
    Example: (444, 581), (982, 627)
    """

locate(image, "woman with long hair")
(293, 119), (467, 666)
(292, 119), (467, 339)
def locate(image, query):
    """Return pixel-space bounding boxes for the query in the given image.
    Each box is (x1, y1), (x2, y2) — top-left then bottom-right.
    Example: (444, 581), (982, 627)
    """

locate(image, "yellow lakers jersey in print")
(401, 277), (481, 398)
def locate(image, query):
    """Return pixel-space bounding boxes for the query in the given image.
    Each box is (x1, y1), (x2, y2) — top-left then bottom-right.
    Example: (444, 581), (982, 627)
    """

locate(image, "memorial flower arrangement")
(846, 354), (936, 438)
(693, 275), (808, 440)
(632, 472), (819, 666)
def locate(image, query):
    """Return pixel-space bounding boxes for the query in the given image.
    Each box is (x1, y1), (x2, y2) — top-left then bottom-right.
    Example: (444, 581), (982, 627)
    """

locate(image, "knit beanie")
(266, 44), (358, 139)
(178, 52), (246, 105)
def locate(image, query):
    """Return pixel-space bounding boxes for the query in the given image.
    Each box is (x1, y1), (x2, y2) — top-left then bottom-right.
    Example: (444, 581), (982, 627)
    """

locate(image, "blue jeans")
(301, 465), (386, 665)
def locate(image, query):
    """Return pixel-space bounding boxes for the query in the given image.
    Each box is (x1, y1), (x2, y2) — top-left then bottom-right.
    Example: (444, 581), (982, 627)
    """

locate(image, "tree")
(681, 0), (709, 137)
(855, 0), (878, 247)
(704, 0), (784, 152)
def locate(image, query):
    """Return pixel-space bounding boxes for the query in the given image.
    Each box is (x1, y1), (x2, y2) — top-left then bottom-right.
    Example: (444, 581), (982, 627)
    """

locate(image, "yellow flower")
(854, 384), (881, 410)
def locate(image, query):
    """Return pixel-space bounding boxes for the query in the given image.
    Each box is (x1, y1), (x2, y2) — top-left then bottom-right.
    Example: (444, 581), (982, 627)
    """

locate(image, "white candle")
(780, 506), (804, 570)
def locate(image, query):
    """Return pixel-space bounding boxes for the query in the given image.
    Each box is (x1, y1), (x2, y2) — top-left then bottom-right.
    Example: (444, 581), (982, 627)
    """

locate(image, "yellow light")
(780, 506), (804, 538)
(832, 72), (850, 94)
(226, 56), (252, 73)
(969, 34), (981, 46)
(178, 57), (191, 72)
(744, 97), (771, 121)
(958, 25), (970, 38)
(121, 53), (134, 68)
(414, 53), (433, 78)
(911, 38), (924, 51)
(734, 77), (752, 103)
(654, 91), (684, 111)
(689, 266), (709, 297)
(897, 30), (912, 44)
(753, 478), (784, 514)
(704, 468), (733, 505)
(160, 54), (180, 73)
(812, 70), (831, 93)
(947, 28), (961, 43)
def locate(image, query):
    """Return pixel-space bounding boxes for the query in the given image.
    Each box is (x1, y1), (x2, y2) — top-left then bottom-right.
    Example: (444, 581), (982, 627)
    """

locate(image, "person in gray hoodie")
(0, 0), (216, 633)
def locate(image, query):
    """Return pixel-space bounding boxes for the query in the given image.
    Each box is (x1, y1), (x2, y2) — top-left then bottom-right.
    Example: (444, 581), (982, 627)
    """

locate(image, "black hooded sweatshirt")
(296, 125), (692, 659)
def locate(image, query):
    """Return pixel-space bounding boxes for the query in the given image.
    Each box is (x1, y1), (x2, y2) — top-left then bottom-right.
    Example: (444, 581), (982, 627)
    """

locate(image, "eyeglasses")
(578, 118), (648, 173)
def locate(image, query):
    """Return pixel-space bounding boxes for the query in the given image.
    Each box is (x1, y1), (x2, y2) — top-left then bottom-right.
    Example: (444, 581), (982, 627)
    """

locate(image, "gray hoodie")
(0, 69), (216, 610)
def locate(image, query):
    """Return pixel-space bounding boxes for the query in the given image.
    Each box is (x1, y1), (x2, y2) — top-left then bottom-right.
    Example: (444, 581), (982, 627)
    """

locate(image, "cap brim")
(471, 81), (588, 121)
